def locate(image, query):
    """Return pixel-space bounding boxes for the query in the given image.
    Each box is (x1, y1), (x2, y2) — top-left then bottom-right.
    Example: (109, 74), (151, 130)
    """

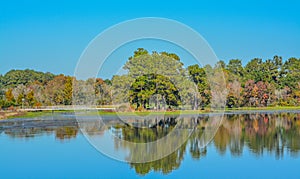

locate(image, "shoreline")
(1, 106), (300, 120)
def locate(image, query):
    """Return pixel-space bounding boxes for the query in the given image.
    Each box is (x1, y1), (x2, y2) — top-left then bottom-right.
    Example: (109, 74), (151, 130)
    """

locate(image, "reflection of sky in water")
(89, 130), (130, 162)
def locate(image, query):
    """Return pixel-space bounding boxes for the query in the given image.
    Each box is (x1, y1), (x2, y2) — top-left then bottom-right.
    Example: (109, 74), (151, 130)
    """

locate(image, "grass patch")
(5, 110), (75, 119)
(2, 105), (299, 119)
(225, 106), (300, 111)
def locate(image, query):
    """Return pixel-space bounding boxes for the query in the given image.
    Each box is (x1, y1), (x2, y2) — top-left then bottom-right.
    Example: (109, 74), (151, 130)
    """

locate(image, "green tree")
(95, 78), (112, 105)
(216, 60), (226, 69)
(5, 88), (15, 103)
(244, 58), (264, 83)
(160, 51), (180, 61)
(132, 48), (148, 58)
(129, 74), (180, 110)
(63, 76), (73, 105)
(263, 56), (283, 87)
(281, 57), (300, 90)
(226, 59), (244, 82)
(26, 90), (36, 107)
(16, 93), (25, 106)
(1, 69), (55, 88)
(114, 49), (191, 110)
(45, 75), (66, 105)
(187, 64), (211, 107)
(226, 80), (243, 108)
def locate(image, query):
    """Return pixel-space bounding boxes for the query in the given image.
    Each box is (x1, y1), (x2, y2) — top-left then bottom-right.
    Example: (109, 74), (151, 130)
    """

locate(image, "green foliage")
(245, 58), (265, 82)
(94, 78), (112, 105)
(216, 60), (226, 69)
(104, 79), (112, 85)
(187, 64), (211, 106)
(129, 74), (181, 110)
(26, 90), (36, 107)
(16, 93), (25, 106)
(281, 57), (300, 89)
(226, 59), (244, 81)
(63, 77), (73, 105)
(133, 48), (148, 58)
(0, 69), (55, 88)
(45, 75), (66, 105)
(116, 50), (190, 110)
(0, 52), (299, 109)
(160, 51), (180, 61)
(5, 88), (15, 103)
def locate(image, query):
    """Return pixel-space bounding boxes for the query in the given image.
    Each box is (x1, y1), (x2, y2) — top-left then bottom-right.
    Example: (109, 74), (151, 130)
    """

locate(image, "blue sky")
(1, 0), (300, 78)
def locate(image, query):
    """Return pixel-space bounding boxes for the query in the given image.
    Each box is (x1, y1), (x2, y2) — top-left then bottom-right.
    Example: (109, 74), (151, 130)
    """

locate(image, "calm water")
(1, 111), (300, 178)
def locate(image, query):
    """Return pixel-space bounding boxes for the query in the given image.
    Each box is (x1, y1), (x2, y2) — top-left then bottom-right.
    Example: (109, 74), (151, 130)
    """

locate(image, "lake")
(1, 111), (300, 178)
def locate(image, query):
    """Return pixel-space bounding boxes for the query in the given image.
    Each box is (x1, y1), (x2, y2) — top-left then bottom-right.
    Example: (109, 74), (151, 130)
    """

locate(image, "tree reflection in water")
(0, 112), (299, 175)
(0, 118), (79, 140)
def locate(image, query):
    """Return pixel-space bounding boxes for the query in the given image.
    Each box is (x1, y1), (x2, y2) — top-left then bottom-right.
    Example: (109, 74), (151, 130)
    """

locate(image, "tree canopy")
(0, 49), (299, 109)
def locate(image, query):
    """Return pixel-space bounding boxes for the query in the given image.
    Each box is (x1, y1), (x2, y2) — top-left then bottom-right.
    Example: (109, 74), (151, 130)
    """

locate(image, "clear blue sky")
(1, 0), (300, 78)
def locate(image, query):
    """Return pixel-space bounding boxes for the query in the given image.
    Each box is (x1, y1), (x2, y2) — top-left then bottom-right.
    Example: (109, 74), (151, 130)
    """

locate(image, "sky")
(0, 0), (300, 79)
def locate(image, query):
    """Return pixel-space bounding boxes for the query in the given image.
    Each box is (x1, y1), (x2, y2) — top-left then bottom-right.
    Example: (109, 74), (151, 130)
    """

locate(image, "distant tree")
(293, 82), (300, 105)
(216, 60), (226, 69)
(45, 75), (66, 105)
(129, 74), (180, 110)
(281, 57), (300, 90)
(104, 79), (112, 85)
(243, 80), (256, 106)
(5, 88), (15, 103)
(188, 64), (211, 107)
(0, 53), (299, 109)
(12, 84), (27, 105)
(132, 48), (148, 58)
(95, 78), (112, 105)
(226, 59), (244, 82)
(256, 81), (270, 107)
(1, 69), (55, 88)
(0, 75), (3, 89)
(63, 76), (73, 105)
(0, 89), (4, 100)
(245, 58), (264, 83)
(263, 56), (283, 88)
(16, 93), (25, 106)
(226, 80), (242, 108)
(115, 49), (192, 110)
(28, 82), (45, 106)
(26, 90), (36, 107)
(111, 75), (134, 105)
(160, 51), (181, 61)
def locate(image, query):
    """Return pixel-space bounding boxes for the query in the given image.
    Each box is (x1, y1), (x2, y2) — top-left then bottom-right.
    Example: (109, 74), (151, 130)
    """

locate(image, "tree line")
(189, 55), (300, 108)
(0, 49), (299, 110)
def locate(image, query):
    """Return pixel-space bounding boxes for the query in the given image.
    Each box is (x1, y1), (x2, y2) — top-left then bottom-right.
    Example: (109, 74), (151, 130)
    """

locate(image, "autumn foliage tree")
(0, 51), (299, 109)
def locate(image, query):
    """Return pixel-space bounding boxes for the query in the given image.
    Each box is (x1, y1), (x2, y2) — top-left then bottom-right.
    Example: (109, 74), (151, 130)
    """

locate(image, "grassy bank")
(225, 106), (300, 111)
(0, 111), (25, 119)
(1, 106), (299, 120)
(0, 110), (71, 120)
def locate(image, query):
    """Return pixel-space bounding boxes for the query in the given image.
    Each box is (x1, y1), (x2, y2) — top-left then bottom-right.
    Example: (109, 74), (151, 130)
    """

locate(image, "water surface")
(1, 111), (299, 178)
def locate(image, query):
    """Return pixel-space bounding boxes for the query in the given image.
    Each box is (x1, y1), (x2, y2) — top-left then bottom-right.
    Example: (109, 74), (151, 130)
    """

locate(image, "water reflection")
(0, 118), (78, 140)
(0, 112), (299, 175)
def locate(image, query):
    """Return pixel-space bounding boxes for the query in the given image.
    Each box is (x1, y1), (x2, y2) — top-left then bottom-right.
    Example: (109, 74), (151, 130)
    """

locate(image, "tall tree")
(245, 58), (264, 83)
(5, 88), (15, 103)
(188, 64), (211, 107)
(26, 90), (36, 107)
(263, 56), (283, 87)
(226, 59), (244, 82)
(63, 76), (73, 105)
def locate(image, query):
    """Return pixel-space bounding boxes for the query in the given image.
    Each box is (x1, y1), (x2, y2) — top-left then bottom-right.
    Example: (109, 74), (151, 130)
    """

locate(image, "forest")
(0, 48), (299, 110)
